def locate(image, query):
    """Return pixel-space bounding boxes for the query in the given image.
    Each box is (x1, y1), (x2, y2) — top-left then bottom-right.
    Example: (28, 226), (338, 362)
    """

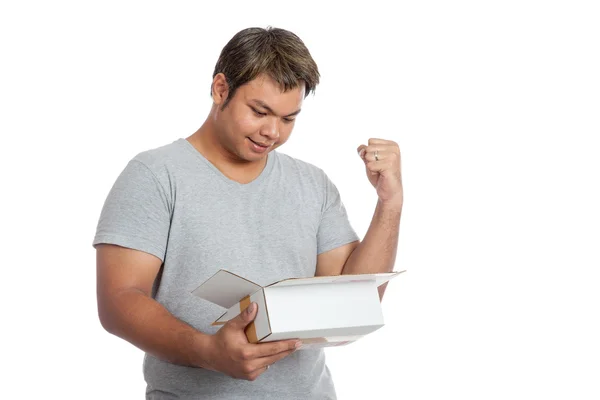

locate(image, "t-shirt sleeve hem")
(92, 233), (166, 262)
(317, 233), (360, 255)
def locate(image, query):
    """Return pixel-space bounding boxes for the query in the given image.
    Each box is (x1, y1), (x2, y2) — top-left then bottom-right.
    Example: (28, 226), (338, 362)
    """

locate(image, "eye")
(251, 107), (266, 117)
(283, 118), (295, 124)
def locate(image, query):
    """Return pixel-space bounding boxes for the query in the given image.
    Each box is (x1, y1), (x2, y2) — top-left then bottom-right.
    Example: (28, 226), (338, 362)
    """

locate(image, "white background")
(1, 1), (599, 399)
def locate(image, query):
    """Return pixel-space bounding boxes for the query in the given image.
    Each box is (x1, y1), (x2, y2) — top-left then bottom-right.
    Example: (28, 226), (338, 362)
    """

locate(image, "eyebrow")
(250, 99), (302, 118)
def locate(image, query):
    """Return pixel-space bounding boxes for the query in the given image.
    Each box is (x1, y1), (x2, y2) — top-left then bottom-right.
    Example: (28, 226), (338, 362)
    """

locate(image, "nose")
(260, 119), (280, 142)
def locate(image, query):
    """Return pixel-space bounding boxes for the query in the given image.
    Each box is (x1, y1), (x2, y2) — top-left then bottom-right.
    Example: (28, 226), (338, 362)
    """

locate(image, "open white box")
(191, 269), (405, 350)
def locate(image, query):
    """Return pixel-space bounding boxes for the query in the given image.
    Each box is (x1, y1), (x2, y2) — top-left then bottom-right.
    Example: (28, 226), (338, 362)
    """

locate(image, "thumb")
(227, 302), (257, 330)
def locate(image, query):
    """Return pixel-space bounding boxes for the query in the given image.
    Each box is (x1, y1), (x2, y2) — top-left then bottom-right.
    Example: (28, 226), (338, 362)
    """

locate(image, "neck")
(186, 118), (268, 182)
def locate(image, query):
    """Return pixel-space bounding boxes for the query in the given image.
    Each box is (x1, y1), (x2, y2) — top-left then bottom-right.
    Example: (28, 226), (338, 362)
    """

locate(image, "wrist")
(378, 195), (403, 212)
(191, 332), (215, 369)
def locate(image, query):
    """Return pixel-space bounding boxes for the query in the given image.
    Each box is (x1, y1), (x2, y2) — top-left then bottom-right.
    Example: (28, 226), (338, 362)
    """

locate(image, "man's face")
(214, 73), (305, 162)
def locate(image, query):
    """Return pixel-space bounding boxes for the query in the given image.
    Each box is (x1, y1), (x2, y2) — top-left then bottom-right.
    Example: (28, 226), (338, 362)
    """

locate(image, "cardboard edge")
(265, 275), (341, 287)
(210, 295), (261, 342)
(263, 288), (272, 336)
(192, 269), (262, 295)
(265, 274), (340, 287)
(239, 295), (258, 343)
(258, 332), (272, 343)
(265, 270), (406, 288)
(210, 288), (265, 327)
(265, 276), (298, 287)
(376, 270), (406, 287)
(211, 309), (228, 326)
(226, 270), (263, 288)
(250, 290), (272, 342)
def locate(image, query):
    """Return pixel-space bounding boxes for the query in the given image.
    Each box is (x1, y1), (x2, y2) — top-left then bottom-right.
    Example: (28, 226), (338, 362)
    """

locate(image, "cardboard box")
(191, 269), (405, 350)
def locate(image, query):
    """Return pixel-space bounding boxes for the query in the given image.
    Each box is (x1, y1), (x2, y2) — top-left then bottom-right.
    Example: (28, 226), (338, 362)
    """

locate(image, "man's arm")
(341, 200), (401, 301)
(315, 137), (403, 301)
(97, 244), (299, 380)
(96, 244), (212, 367)
(315, 199), (402, 301)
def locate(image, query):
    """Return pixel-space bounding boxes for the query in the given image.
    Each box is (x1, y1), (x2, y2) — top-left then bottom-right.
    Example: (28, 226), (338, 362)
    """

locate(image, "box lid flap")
(265, 275), (341, 288)
(191, 269), (262, 308)
(266, 270), (405, 288)
(335, 270), (405, 287)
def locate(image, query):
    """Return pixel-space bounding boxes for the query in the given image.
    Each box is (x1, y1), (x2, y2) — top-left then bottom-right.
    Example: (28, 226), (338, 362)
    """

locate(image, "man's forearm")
(99, 289), (212, 368)
(342, 199), (402, 301)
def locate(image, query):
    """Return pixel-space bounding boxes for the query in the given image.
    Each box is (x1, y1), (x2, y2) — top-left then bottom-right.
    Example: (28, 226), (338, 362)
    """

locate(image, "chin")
(246, 150), (269, 161)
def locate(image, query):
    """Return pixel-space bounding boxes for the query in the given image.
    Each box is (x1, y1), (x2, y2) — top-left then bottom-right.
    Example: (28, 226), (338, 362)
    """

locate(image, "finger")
(356, 144), (367, 159)
(252, 339), (301, 358)
(366, 142), (400, 157)
(363, 149), (389, 162)
(364, 143), (398, 152)
(245, 363), (272, 381)
(368, 138), (395, 145)
(249, 348), (297, 374)
(226, 302), (257, 330)
(365, 159), (393, 173)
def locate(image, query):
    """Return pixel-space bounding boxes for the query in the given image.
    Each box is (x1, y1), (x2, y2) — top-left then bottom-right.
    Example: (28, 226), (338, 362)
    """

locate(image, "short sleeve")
(317, 173), (360, 255)
(92, 159), (172, 262)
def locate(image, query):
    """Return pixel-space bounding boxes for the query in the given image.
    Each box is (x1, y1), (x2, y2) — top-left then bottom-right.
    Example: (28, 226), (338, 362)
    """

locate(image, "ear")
(211, 73), (230, 105)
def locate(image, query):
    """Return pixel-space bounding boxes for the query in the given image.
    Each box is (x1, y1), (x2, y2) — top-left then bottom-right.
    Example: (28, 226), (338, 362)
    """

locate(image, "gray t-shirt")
(92, 138), (359, 400)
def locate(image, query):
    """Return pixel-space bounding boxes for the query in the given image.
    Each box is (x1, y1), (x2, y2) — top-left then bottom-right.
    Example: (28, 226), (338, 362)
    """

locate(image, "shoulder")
(131, 139), (183, 172)
(129, 138), (190, 180)
(121, 138), (186, 197)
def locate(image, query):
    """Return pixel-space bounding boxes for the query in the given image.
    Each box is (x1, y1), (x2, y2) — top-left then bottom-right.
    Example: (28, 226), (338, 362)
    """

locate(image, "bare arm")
(97, 244), (299, 380)
(96, 244), (211, 368)
(315, 199), (402, 302)
(342, 200), (402, 301)
(316, 138), (403, 302)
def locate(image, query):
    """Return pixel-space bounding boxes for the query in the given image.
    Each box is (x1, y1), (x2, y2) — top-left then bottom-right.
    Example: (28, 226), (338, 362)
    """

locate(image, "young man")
(93, 26), (403, 399)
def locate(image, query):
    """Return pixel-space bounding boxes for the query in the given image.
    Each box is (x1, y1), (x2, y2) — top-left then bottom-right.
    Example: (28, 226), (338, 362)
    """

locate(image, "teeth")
(251, 139), (267, 147)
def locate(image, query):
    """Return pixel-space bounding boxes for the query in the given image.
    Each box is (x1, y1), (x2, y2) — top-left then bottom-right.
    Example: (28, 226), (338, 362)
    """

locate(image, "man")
(93, 26), (403, 399)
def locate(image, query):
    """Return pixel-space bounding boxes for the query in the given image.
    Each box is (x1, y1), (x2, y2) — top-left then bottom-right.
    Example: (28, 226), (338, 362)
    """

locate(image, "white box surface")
(191, 269), (404, 349)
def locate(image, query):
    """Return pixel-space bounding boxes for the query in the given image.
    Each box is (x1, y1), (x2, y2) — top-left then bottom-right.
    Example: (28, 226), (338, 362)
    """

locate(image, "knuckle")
(242, 363), (253, 374)
(240, 349), (251, 360)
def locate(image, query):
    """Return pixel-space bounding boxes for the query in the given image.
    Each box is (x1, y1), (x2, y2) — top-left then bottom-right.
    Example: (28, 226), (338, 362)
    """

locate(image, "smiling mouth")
(248, 138), (271, 147)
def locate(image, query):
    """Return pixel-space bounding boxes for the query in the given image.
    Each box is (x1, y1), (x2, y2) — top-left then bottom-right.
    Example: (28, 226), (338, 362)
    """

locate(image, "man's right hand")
(203, 302), (302, 381)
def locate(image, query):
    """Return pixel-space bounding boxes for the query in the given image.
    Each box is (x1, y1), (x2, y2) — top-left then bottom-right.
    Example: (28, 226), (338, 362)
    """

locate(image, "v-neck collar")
(179, 138), (275, 189)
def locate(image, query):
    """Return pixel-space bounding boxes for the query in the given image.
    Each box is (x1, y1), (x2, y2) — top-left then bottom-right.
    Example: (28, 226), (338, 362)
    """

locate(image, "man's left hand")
(357, 138), (403, 207)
